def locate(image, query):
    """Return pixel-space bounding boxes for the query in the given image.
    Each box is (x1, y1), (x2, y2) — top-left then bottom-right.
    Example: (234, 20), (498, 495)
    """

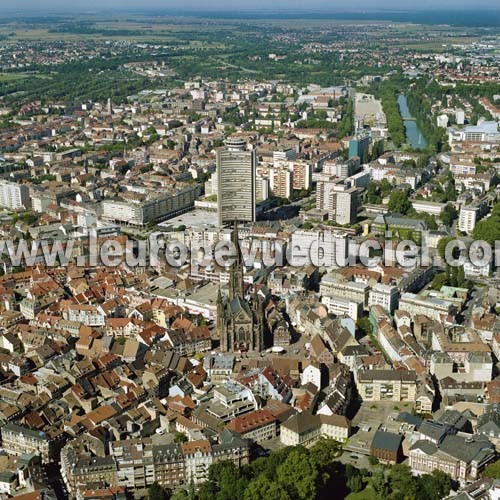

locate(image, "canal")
(397, 94), (428, 150)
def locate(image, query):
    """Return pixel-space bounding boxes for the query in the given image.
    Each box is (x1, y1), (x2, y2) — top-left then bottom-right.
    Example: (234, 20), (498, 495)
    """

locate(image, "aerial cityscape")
(0, 3), (499, 499)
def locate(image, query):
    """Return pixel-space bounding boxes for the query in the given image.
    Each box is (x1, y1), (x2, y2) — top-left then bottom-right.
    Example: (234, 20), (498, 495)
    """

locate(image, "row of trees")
(379, 86), (406, 148)
(337, 96), (354, 139)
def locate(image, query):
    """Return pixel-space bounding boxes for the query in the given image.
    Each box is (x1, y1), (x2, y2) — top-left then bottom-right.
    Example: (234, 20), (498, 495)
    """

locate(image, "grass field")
(0, 73), (29, 82)
(346, 486), (380, 500)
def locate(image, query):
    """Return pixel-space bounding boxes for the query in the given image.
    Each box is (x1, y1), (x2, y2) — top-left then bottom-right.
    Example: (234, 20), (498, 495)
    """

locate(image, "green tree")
(417, 470), (452, 500)
(431, 272), (448, 290)
(309, 438), (342, 469)
(276, 448), (319, 500)
(389, 464), (417, 499)
(388, 190), (411, 215)
(441, 204), (458, 226)
(357, 317), (372, 337)
(370, 470), (388, 497)
(244, 476), (291, 500)
(346, 469), (364, 493)
(199, 461), (248, 500)
(148, 482), (169, 500)
(437, 236), (456, 261)
(473, 215), (500, 246)
(484, 458), (500, 479)
(173, 432), (188, 443)
(170, 490), (189, 500)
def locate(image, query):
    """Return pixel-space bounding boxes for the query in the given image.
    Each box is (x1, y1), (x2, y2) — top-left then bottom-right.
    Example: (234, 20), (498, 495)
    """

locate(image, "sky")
(5, 0), (500, 13)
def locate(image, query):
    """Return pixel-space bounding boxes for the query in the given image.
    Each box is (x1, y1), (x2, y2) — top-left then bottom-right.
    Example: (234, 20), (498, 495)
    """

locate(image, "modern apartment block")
(273, 148), (296, 163)
(102, 185), (200, 226)
(356, 370), (417, 402)
(270, 166), (293, 199)
(316, 179), (360, 225)
(290, 229), (349, 268)
(217, 137), (256, 225)
(399, 292), (456, 322)
(369, 284), (400, 314)
(458, 205), (481, 234)
(349, 132), (371, 160)
(320, 275), (370, 308)
(321, 295), (362, 321)
(0, 180), (30, 210)
(292, 161), (312, 190)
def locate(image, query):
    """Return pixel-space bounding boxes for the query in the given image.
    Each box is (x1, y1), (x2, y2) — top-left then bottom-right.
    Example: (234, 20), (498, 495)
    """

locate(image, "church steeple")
(216, 285), (228, 352)
(229, 221), (244, 300)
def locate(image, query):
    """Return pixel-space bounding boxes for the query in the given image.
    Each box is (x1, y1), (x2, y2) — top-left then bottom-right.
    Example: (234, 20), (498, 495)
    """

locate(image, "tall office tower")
(217, 137), (256, 227)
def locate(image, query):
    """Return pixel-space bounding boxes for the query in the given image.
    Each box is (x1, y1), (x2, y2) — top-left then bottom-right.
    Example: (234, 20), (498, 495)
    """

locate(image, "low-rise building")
(370, 430), (403, 464)
(280, 411), (350, 447)
(226, 409), (277, 442)
(1, 423), (65, 463)
(409, 434), (495, 484)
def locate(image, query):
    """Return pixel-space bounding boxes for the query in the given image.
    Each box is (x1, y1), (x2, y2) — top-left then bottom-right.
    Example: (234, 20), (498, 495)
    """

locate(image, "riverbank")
(398, 94), (428, 150)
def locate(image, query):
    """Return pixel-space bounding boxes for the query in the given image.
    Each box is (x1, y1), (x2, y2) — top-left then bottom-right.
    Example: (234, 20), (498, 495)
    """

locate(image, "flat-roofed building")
(320, 275), (369, 308)
(399, 293), (456, 322)
(356, 369), (417, 402)
(0, 180), (30, 210)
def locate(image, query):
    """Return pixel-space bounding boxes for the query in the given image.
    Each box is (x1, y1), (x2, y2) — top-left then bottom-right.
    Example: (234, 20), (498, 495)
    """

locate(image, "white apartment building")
(320, 275), (369, 308)
(316, 179), (360, 225)
(458, 206), (480, 234)
(0, 180), (30, 210)
(321, 295), (362, 321)
(290, 229), (349, 268)
(63, 304), (106, 326)
(399, 293), (455, 322)
(273, 148), (296, 164)
(369, 284), (400, 314)
(102, 186), (199, 226)
(332, 186), (360, 225)
(464, 259), (492, 279)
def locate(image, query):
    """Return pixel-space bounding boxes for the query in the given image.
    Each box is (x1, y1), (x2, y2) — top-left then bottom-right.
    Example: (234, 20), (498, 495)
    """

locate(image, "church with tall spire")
(216, 222), (265, 352)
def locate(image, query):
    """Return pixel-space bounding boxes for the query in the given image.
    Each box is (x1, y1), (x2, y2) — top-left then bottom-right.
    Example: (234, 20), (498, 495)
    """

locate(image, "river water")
(397, 95), (428, 150)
